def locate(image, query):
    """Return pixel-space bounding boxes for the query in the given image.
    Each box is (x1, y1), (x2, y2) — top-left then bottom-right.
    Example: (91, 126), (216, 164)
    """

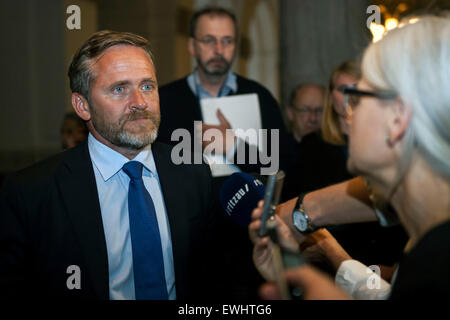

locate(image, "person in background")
(322, 61), (360, 146)
(281, 83), (325, 199)
(157, 6), (288, 175)
(60, 112), (88, 150)
(157, 6), (289, 299)
(284, 83), (325, 143)
(282, 61), (361, 201)
(282, 61), (361, 200)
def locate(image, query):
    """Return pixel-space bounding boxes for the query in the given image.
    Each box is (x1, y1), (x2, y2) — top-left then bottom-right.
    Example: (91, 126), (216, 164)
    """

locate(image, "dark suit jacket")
(0, 141), (214, 300)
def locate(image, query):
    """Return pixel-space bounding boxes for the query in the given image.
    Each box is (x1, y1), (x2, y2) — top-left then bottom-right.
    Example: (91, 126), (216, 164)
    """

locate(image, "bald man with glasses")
(285, 83), (326, 143)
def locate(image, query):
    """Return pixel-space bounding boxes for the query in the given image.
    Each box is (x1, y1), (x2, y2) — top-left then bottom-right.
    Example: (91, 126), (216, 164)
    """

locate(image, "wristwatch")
(292, 193), (318, 234)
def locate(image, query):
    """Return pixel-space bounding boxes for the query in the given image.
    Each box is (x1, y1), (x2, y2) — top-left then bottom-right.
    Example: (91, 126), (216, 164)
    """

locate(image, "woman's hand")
(300, 228), (352, 271)
(249, 200), (299, 282)
(259, 265), (352, 300)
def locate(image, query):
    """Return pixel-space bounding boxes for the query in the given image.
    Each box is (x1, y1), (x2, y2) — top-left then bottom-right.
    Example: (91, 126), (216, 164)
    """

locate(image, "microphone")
(219, 172), (266, 227)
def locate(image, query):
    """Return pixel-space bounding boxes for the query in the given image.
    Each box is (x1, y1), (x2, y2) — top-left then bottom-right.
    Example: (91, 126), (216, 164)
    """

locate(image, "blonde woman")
(322, 60), (361, 146)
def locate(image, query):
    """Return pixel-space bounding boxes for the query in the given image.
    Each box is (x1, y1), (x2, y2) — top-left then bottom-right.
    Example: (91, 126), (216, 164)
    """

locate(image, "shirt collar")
(88, 133), (156, 182)
(187, 69), (237, 98)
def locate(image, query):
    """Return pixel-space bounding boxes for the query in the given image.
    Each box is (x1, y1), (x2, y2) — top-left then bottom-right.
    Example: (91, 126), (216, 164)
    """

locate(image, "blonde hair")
(321, 61), (361, 145)
(362, 16), (450, 180)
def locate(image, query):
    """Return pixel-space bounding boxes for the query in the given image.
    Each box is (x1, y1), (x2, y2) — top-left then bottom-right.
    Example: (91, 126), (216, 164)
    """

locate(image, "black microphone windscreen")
(219, 172), (266, 227)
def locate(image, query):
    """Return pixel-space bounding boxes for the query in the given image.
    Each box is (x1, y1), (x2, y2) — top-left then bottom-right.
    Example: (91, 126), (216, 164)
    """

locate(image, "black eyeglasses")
(194, 36), (235, 49)
(339, 85), (397, 115)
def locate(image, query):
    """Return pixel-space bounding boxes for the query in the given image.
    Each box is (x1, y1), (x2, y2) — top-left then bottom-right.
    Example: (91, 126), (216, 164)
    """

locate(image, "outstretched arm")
(277, 177), (378, 243)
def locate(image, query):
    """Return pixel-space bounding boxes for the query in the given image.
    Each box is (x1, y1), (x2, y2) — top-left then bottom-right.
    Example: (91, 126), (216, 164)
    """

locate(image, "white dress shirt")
(335, 260), (393, 300)
(88, 133), (176, 300)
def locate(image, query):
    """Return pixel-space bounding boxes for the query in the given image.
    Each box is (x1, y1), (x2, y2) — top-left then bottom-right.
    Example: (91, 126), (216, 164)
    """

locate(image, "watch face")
(298, 217), (308, 232)
(294, 210), (308, 232)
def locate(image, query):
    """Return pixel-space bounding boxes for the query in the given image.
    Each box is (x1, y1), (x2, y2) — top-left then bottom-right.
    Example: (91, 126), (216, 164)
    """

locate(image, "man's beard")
(198, 55), (233, 77)
(91, 107), (160, 150)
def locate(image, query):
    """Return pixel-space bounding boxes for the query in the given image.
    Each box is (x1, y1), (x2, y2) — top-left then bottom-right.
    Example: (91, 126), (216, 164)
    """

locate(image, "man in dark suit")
(157, 6), (289, 299)
(0, 30), (214, 300)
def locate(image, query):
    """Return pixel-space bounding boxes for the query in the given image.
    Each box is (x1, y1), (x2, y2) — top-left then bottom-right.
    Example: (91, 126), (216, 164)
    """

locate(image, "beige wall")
(175, 0), (195, 79)
(0, 0), (67, 171)
(96, 0), (177, 87)
(280, 0), (372, 106)
(241, 0), (280, 101)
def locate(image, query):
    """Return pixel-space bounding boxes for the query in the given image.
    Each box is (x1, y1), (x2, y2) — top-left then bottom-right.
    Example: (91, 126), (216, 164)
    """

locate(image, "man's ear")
(188, 37), (196, 57)
(71, 93), (91, 121)
(387, 98), (413, 145)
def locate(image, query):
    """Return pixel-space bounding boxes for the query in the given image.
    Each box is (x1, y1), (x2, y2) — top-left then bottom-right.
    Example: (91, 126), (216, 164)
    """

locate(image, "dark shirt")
(390, 220), (450, 299)
(282, 131), (351, 201)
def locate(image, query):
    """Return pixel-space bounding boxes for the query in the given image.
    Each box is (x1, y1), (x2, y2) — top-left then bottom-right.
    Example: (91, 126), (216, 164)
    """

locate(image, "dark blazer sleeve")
(151, 142), (218, 299)
(0, 145), (109, 300)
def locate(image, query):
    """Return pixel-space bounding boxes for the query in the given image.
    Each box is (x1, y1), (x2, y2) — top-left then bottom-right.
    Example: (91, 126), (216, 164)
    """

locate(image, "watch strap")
(293, 192), (318, 234)
(295, 192), (308, 211)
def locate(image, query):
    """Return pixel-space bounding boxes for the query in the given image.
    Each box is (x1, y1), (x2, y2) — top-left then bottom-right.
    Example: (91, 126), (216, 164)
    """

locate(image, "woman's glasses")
(338, 84), (397, 116)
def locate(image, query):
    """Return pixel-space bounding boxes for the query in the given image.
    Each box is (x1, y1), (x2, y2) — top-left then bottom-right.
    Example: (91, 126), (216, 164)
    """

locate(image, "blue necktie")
(122, 161), (168, 300)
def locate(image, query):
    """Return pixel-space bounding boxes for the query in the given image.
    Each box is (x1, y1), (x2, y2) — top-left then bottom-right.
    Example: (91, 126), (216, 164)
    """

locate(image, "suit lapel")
(152, 142), (190, 299)
(56, 142), (109, 299)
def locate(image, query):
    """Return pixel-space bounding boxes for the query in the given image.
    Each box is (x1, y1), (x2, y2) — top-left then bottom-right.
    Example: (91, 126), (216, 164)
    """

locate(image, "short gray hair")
(362, 16), (450, 180)
(68, 30), (154, 102)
